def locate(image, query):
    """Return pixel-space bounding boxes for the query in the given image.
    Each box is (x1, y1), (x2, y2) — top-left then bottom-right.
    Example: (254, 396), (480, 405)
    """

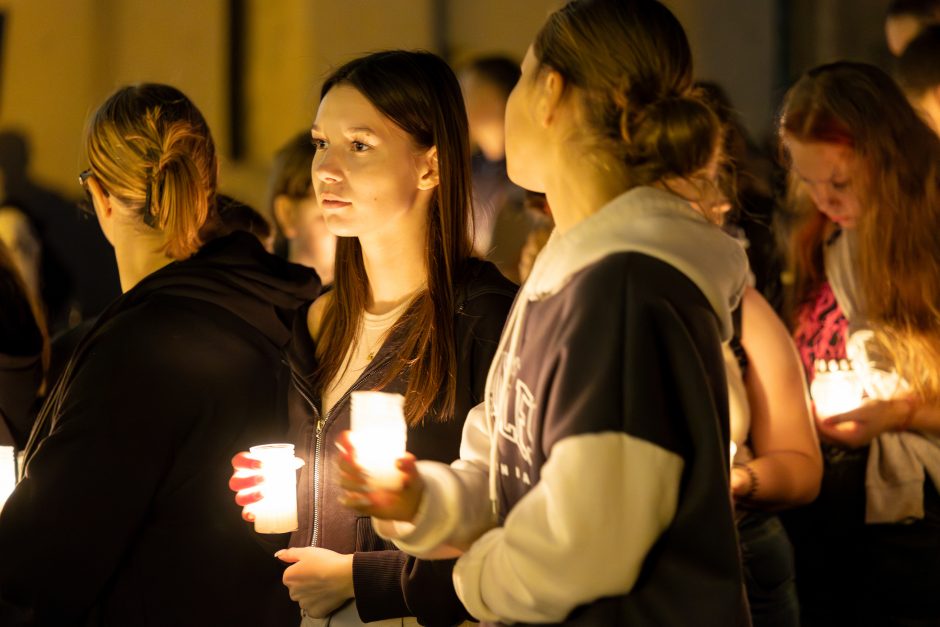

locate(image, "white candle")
(810, 359), (864, 419)
(0, 446), (16, 513)
(247, 443), (303, 534)
(350, 391), (408, 489)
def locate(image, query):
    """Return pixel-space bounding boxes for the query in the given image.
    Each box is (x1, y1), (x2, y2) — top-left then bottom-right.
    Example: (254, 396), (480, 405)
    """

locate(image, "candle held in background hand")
(246, 443), (303, 534)
(350, 391), (408, 489)
(0, 446), (16, 513)
(811, 359), (864, 419)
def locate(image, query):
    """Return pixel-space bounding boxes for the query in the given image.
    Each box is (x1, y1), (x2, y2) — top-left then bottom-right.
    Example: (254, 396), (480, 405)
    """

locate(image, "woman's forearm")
(734, 450), (822, 508)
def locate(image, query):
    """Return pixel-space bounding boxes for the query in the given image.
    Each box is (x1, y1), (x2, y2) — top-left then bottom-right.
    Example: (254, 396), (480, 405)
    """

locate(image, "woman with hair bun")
(0, 83), (318, 625)
(340, 1), (751, 625)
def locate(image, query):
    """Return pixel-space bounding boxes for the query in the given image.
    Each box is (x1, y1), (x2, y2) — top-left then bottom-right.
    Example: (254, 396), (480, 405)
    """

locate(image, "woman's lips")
(322, 199), (351, 210)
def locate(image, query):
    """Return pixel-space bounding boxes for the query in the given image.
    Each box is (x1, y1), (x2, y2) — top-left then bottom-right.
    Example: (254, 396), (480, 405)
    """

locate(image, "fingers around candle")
(232, 451), (262, 470)
(229, 473), (263, 492)
(335, 431), (355, 457)
(339, 491), (373, 512)
(235, 489), (264, 507)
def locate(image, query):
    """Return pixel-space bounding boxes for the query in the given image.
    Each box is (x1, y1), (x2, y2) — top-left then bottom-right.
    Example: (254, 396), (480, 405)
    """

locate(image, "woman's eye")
(312, 138), (328, 151)
(352, 141), (371, 153)
(831, 180), (849, 191)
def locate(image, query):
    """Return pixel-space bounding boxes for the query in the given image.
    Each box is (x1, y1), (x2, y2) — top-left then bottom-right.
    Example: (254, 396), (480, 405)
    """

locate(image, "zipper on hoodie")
(308, 362), (386, 548)
(289, 367), (321, 546)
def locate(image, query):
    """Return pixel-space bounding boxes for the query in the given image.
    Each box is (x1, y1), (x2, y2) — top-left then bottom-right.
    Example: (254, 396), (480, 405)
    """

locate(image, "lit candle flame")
(810, 359), (864, 419)
(0, 446), (16, 513)
(350, 391), (408, 490)
(246, 443), (303, 534)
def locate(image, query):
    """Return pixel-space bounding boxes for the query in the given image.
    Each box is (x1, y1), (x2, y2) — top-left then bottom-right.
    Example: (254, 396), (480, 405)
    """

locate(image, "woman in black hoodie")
(0, 83), (319, 626)
(230, 51), (516, 626)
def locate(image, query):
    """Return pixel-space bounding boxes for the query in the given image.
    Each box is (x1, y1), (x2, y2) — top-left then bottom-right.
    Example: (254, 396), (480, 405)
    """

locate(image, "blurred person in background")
(460, 55), (541, 283)
(0, 239), (46, 452)
(269, 131), (337, 286)
(0, 83), (318, 626)
(0, 130), (119, 329)
(896, 24), (940, 134)
(516, 191), (552, 283)
(699, 81), (785, 312)
(0, 204), (41, 304)
(886, 0), (940, 55)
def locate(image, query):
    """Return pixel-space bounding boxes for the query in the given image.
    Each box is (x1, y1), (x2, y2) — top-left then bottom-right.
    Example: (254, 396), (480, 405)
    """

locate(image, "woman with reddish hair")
(779, 61), (940, 625)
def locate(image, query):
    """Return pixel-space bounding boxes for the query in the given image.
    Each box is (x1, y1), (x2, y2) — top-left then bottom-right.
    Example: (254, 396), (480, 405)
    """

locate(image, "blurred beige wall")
(0, 0), (890, 217)
(0, 0), (228, 198)
(0, 0), (448, 214)
(665, 0), (778, 142)
(447, 0), (560, 64)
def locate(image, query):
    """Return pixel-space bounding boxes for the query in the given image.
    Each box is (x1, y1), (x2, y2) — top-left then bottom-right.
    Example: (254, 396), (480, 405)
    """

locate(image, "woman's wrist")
(895, 397), (919, 432)
(732, 462), (759, 501)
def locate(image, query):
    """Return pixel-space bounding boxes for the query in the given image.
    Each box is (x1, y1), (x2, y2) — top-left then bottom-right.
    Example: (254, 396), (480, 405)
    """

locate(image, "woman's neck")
(359, 222), (428, 315)
(543, 148), (632, 234)
(112, 227), (175, 292)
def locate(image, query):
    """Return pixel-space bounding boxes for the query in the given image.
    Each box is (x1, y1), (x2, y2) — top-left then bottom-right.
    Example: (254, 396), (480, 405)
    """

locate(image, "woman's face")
(785, 137), (863, 229)
(504, 47), (545, 192)
(310, 85), (433, 239)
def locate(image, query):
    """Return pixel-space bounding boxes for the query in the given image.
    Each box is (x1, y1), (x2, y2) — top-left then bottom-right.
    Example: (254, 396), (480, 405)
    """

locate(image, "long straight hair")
(312, 51), (473, 425)
(780, 61), (940, 401)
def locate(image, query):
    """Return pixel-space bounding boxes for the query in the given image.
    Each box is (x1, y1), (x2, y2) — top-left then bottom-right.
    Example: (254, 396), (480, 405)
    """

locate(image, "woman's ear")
(417, 146), (440, 191)
(87, 176), (115, 243)
(272, 194), (298, 239)
(537, 68), (566, 128)
(87, 177), (111, 219)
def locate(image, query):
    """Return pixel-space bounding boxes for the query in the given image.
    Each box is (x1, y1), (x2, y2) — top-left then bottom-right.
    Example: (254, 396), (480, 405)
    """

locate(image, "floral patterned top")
(793, 281), (849, 384)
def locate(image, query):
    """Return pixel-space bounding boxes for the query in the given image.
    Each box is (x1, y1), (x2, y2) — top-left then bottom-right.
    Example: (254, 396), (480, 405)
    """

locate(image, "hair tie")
(142, 166), (157, 228)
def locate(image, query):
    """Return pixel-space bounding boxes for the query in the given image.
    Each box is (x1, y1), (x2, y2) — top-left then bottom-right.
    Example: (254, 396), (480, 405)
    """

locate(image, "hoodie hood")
(524, 186), (747, 341)
(128, 231), (321, 348)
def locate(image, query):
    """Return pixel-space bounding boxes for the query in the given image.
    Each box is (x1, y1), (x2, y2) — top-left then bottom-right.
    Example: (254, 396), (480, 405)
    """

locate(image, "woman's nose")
(313, 150), (342, 183)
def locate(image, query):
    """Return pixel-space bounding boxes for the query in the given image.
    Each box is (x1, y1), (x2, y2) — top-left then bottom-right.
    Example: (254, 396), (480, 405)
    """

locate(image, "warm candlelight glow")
(246, 443), (303, 534)
(0, 446), (16, 513)
(350, 391), (408, 489)
(810, 359), (864, 419)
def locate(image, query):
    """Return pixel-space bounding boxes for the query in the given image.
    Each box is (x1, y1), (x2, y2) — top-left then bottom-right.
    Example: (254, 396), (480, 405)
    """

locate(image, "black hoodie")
(0, 232), (320, 626)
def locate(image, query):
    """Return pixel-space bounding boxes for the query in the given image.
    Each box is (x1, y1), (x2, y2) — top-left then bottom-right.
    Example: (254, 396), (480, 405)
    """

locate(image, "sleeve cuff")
(373, 461), (462, 555)
(352, 551), (410, 622)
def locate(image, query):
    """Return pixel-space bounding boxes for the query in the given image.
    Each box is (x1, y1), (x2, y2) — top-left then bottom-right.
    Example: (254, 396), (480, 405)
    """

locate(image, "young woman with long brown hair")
(230, 50), (516, 626)
(338, 2), (752, 625)
(779, 61), (940, 625)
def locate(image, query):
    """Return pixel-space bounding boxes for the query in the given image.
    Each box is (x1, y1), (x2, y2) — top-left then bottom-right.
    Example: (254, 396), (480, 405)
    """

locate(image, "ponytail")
(85, 84), (218, 260)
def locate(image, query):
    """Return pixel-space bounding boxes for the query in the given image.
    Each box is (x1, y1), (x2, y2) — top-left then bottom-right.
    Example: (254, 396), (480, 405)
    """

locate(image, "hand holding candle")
(817, 397), (918, 448)
(348, 391), (408, 489)
(0, 446), (16, 513)
(810, 359), (864, 419)
(336, 430), (424, 522)
(232, 444), (303, 534)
